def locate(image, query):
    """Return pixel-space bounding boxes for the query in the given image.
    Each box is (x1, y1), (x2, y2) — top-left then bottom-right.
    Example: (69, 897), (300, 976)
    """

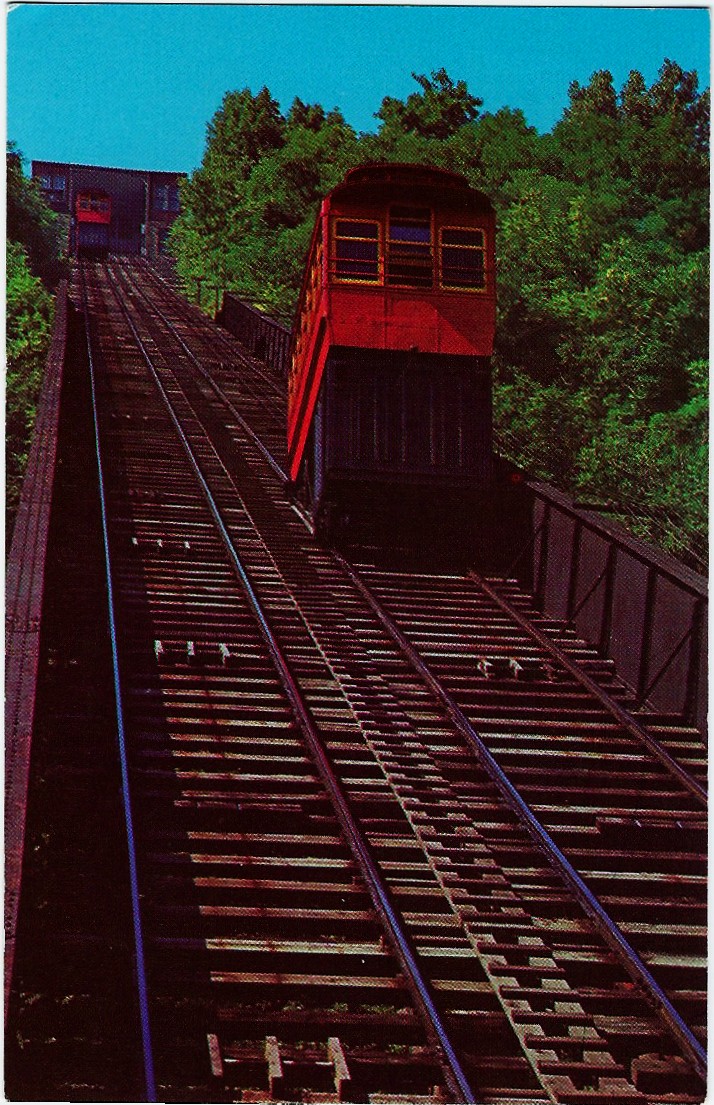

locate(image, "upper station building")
(32, 160), (186, 259)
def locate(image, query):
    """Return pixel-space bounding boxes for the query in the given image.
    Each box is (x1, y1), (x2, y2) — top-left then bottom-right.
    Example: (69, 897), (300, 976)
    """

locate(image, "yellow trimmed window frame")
(332, 218), (381, 283)
(439, 226), (487, 291)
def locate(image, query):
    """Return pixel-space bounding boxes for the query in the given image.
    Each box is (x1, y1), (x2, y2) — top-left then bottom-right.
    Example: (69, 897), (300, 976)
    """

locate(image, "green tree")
(556, 238), (708, 414)
(7, 144), (65, 285)
(169, 87), (287, 309)
(170, 89), (360, 318)
(375, 69), (483, 140)
(451, 107), (541, 201)
(566, 69), (619, 120)
(6, 240), (54, 530)
(171, 63), (708, 565)
(237, 109), (360, 315)
(203, 87), (286, 181)
(575, 393), (707, 563)
(6, 145), (64, 537)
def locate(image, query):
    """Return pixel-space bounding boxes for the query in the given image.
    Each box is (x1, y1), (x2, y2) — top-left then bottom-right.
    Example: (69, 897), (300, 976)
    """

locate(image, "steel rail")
(79, 262), (157, 1102)
(470, 571), (707, 806)
(101, 262), (480, 1104)
(127, 258), (286, 401)
(106, 259), (707, 1084)
(133, 266), (707, 784)
(112, 260), (288, 483)
(334, 550), (708, 1084)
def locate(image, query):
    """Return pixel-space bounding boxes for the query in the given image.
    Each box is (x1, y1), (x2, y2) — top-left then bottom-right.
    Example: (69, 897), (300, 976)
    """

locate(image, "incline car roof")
(327, 162), (493, 212)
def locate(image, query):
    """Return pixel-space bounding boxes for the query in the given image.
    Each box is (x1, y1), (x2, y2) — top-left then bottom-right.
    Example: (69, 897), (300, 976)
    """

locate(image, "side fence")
(216, 292), (707, 736)
(5, 281), (69, 1017)
(523, 480), (707, 733)
(217, 292), (291, 378)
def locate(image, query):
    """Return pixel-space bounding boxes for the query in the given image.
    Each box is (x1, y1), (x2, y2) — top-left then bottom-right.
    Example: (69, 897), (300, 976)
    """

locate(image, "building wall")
(32, 161), (184, 259)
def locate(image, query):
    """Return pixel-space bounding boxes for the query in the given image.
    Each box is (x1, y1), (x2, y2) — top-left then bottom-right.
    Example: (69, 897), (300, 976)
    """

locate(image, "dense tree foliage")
(169, 64), (708, 565)
(375, 69), (483, 140)
(7, 144), (65, 286)
(6, 146), (65, 536)
(170, 89), (359, 319)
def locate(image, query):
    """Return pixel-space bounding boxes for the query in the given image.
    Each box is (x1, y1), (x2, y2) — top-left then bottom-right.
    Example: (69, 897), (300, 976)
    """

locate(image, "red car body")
(75, 191), (112, 256)
(75, 190), (112, 225)
(287, 164), (496, 484)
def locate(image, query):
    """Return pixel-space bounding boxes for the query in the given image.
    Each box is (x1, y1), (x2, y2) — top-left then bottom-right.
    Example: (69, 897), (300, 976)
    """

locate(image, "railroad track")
(11, 257), (706, 1104)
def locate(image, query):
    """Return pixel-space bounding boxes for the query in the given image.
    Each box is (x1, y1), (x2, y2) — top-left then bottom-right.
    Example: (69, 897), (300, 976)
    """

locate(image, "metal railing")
(216, 292), (291, 378)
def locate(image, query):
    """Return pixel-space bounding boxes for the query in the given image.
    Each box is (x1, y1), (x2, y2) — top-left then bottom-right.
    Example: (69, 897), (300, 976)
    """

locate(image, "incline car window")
(440, 227), (486, 289)
(79, 196), (107, 213)
(388, 207), (433, 287)
(333, 220), (380, 281)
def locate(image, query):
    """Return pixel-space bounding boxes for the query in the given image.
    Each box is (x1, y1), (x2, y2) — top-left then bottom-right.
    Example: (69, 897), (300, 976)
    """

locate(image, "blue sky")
(7, 4), (710, 174)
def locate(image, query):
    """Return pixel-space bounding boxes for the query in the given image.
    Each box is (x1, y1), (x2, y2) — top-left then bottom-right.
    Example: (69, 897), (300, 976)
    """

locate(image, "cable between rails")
(79, 262), (157, 1101)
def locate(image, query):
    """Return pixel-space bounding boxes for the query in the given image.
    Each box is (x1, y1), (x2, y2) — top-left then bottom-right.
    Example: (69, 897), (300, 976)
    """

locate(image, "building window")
(440, 227), (486, 290)
(39, 175), (52, 190)
(154, 183), (179, 212)
(333, 219), (380, 282)
(53, 175), (66, 193)
(387, 206), (432, 287)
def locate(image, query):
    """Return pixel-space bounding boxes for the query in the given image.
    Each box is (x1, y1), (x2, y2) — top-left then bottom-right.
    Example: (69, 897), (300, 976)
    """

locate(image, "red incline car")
(286, 163), (497, 539)
(75, 190), (112, 257)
